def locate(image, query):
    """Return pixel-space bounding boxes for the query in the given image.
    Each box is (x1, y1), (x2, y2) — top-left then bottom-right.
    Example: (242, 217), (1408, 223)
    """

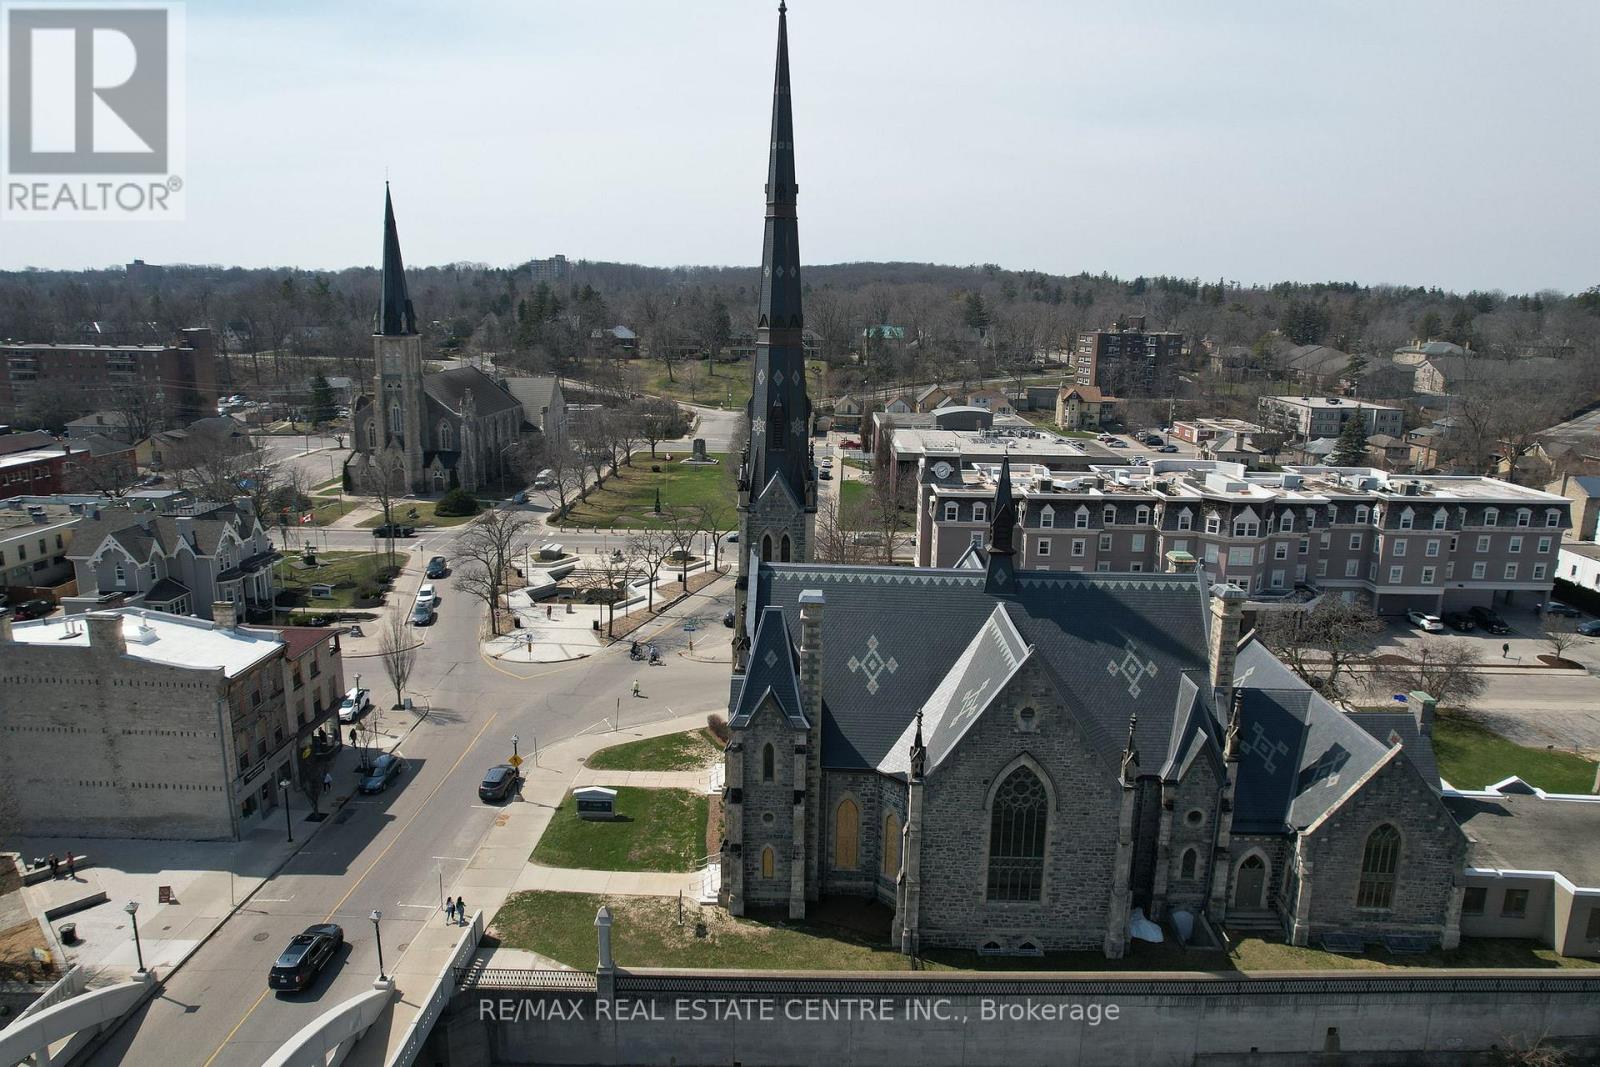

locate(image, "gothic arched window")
(769, 402), (786, 450)
(761, 534), (773, 563)
(367, 424), (377, 450)
(833, 797), (860, 870)
(437, 419), (454, 450)
(389, 402), (403, 436)
(1180, 847), (1198, 880)
(987, 765), (1048, 901)
(780, 534), (791, 562)
(1356, 823), (1401, 910)
(761, 743), (775, 783)
(760, 845), (775, 880)
(882, 812), (901, 876)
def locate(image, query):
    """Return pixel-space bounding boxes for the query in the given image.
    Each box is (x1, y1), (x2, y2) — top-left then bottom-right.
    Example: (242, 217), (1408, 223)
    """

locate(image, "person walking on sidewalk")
(445, 898), (456, 924)
(65, 852), (76, 879)
(1502, 642), (1510, 658)
(455, 896), (467, 925)
(47, 854), (58, 879)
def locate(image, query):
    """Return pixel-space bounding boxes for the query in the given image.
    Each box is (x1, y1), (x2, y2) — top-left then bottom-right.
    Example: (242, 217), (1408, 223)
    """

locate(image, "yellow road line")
(199, 711), (502, 1064)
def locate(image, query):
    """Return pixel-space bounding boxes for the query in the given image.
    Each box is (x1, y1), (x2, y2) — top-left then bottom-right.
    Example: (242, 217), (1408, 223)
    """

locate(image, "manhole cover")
(253, 932), (271, 942)
(397, 942), (410, 952)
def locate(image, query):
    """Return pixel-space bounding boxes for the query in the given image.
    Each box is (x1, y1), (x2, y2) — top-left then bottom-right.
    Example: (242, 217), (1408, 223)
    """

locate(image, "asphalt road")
(85, 522), (737, 1067)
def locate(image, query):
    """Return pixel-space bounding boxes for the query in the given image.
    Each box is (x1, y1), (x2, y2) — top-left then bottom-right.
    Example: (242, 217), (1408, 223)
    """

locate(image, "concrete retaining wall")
(449, 972), (1600, 1067)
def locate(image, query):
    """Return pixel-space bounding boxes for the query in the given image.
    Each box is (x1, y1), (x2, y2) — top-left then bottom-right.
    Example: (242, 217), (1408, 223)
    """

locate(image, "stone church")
(721, 5), (1468, 959)
(352, 188), (523, 495)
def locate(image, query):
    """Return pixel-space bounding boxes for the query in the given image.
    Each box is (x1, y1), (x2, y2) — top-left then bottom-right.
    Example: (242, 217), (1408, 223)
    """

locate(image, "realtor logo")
(2, 2), (185, 218)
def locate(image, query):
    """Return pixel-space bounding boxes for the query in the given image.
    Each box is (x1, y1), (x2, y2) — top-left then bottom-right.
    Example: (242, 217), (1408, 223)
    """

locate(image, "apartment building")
(0, 435), (90, 500)
(0, 500), (77, 592)
(0, 327), (219, 424)
(1071, 316), (1183, 397)
(0, 606), (343, 840)
(1258, 395), (1403, 440)
(885, 424), (1121, 502)
(917, 458), (1569, 615)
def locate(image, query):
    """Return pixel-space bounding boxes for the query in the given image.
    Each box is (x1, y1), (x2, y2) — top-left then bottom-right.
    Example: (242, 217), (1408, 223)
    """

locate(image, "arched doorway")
(1234, 853), (1268, 909)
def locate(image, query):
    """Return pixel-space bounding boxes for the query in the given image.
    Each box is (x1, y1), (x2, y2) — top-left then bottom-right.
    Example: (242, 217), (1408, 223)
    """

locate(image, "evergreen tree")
(963, 292), (990, 331)
(309, 372), (337, 425)
(1330, 410), (1370, 466)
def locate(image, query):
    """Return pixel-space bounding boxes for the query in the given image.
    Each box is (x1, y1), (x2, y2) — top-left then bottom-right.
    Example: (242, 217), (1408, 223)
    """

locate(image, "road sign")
(508, 754), (523, 768)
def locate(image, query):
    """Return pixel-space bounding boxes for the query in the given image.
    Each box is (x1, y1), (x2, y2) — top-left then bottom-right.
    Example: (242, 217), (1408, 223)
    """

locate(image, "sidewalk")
(349, 709), (718, 1066)
(569, 768), (711, 790)
(513, 864), (701, 896)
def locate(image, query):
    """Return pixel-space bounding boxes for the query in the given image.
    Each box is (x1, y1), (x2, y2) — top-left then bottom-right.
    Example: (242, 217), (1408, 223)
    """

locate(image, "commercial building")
(0, 500), (78, 593)
(916, 458), (1570, 614)
(884, 423), (1120, 501)
(0, 434), (91, 500)
(1071, 317), (1183, 397)
(0, 328), (220, 424)
(0, 606), (344, 840)
(1257, 395), (1404, 441)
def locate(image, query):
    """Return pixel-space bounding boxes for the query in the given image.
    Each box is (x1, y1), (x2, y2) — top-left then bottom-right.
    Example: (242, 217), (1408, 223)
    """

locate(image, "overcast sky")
(2, 0), (1596, 293)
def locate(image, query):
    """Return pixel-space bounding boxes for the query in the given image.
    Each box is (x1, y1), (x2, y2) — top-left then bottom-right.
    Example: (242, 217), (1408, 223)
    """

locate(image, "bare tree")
(866, 467), (913, 564)
(378, 608), (417, 713)
(452, 505), (529, 637)
(576, 412), (612, 491)
(65, 447), (137, 497)
(1370, 638), (1487, 710)
(1544, 620), (1581, 665)
(361, 450), (408, 566)
(812, 495), (863, 564)
(611, 407), (642, 469)
(1256, 596), (1384, 701)
(633, 397), (691, 457)
(582, 550), (638, 638)
(663, 503), (702, 587)
(626, 527), (675, 612)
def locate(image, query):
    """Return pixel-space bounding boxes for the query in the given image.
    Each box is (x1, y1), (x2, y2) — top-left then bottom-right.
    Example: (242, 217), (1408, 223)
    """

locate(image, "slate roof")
(731, 606), (808, 730)
(143, 576), (190, 603)
(749, 564), (1214, 773)
(422, 366), (523, 418)
(0, 430), (56, 456)
(502, 376), (562, 421)
(69, 501), (258, 562)
(1351, 710), (1441, 789)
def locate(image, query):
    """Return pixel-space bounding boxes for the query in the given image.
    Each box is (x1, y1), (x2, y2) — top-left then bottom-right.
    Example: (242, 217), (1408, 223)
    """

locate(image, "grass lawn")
(531, 788), (708, 872)
(838, 479), (868, 522)
(623, 357), (828, 409)
(311, 476), (343, 495)
(298, 498), (357, 526)
(356, 499), (482, 528)
(585, 729), (722, 772)
(556, 453), (735, 530)
(492, 892), (1596, 973)
(1432, 713), (1598, 793)
(273, 549), (399, 609)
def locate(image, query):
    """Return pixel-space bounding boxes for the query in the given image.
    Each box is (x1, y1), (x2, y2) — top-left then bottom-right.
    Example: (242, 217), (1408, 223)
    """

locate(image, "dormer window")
(1546, 509), (1561, 528)
(1354, 506), (1369, 525)
(1484, 507), (1498, 528)
(973, 502), (988, 524)
(1039, 505), (1055, 529)
(1134, 505), (1150, 525)
(1279, 511), (1294, 533)
(1205, 512), (1221, 535)
(1398, 507), (1414, 530)
(1177, 508), (1193, 531)
(1074, 506), (1089, 529)
(1516, 508), (1531, 528)
(1102, 505), (1116, 526)
(1433, 508), (1448, 530)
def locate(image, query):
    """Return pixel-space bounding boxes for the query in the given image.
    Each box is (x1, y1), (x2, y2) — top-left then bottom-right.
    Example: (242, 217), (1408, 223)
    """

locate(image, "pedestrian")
(323, 771), (333, 794)
(546, 605), (552, 619)
(1502, 642), (1510, 658)
(455, 896), (467, 924)
(632, 679), (641, 698)
(445, 897), (456, 924)
(47, 853), (58, 879)
(66, 852), (75, 879)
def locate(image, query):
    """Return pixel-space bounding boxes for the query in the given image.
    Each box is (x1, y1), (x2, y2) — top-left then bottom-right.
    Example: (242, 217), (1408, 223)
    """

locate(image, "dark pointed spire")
(910, 707), (926, 780)
(1120, 712), (1141, 786)
(988, 451), (1017, 556)
(377, 184), (417, 337)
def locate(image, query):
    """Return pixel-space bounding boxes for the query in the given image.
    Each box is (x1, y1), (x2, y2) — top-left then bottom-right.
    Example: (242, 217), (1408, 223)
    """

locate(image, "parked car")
(425, 556), (448, 579)
(11, 599), (52, 620)
(478, 764), (520, 802)
(410, 601), (434, 626)
(1442, 611), (1477, 632)
(359, 754), (406, 794)
(1106, 439), (1127, 448)
(512, 491), (528, 505)
(533, 469), (555, 489)
(723, 609), (736, 627)
(820, 457), (834, 468)
(1468, 605), (1511, 634)
(1578, 619), (1600, 637)
(372, 523), (415, 538)
(1406, 609), (1445, 633)
(268, 923), (343, 991)
(819, 468), (832, 479)
(1544, 601), (1582, 618)
(726, 532), (739, 543)
(1158, 444), (1179, 453)
(415, 584), (437, 609)
(338, 687), (371, 723)
(1143, 435), (1165, 447)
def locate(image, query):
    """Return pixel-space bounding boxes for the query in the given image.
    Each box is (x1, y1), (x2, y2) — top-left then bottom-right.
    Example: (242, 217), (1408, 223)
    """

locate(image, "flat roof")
(0, 504), (78, 532)
(7, 608), (282, 677)
(1445, 791), (1600, 888)
(1265, 396), (1402, 411)
(0, 445), (87, 469)
(893, 427), (1096, 460)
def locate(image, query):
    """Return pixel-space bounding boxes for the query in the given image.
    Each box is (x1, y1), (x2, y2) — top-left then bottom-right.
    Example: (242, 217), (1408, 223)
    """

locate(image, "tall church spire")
(745, 0), (813, 509)
(984, 451), (1019, 595)
(377, 184), (418, 337)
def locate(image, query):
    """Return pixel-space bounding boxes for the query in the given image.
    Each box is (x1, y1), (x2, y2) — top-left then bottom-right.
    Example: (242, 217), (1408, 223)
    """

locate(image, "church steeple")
(377, 184), (418, 337)
(984, 451), (1019, 595)
(745, 0), (813, 509)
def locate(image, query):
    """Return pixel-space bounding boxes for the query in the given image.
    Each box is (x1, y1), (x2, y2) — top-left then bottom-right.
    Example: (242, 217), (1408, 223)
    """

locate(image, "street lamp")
(125, 901), (145, 973)
(370, 909), (386, 981)
(512, 734), (520, 762)
(278, 778), (293, 843)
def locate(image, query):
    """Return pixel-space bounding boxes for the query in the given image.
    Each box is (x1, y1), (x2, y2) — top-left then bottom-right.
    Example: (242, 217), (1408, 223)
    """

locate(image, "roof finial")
(779, 0), (787, 12)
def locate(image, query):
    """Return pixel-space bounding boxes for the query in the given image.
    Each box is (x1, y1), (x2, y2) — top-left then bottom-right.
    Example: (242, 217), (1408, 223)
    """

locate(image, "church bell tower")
(734, 1), (817, 641)
(373, 184), (425, 494)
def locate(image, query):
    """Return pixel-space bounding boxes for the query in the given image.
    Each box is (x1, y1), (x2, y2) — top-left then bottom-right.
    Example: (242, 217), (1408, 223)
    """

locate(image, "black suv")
(372, 523), (415, 538)
(1468, 605), (1510, 634)
(425, 555), (449, 579)
(479, 764), (520, 802)
(268, 923), (343, 991)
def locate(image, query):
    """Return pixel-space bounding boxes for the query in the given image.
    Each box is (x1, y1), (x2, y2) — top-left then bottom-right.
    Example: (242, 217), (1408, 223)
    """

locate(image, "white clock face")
(933, 461), (953, 479)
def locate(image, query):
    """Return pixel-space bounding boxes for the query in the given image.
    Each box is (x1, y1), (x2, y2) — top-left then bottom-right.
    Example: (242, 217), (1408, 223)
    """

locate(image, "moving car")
(1442, 611), (1476, 632)
(1468, 605), (1511, 634)
(1158, 444), (1179, 453)
(1406, 609), (1445, 633)
(411, 601), (434, 626)
(337, 687), (371, 723)
(478, 764), (520, 802)
(1578, 619), (1600, 637)
(425, 556), (448, 579)
(359, 754), (406, 794)
(1544, 601), (1582, 618)
(267, 923), (343, 991)
(533, 469), (555, 489)
(819, 468), (832, 479)
(1143, 435), (1165, 447)
(416, 584), (437, 609)
(820, 457), (834, 468)
(372, 523), (415, 538)
(1106, 439), (1127, 448)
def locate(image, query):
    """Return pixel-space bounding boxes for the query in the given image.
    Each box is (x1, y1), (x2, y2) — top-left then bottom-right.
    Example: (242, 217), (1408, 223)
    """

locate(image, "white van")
(533, 469), (555, 489)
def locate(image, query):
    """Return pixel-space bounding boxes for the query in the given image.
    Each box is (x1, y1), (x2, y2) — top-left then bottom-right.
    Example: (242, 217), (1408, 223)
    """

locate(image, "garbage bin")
(59, 923), (77, 944)
(592, 620), (600, 631)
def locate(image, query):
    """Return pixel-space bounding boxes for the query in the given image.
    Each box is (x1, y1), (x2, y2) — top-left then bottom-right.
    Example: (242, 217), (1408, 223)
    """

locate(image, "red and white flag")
(299, 512), (314, 525)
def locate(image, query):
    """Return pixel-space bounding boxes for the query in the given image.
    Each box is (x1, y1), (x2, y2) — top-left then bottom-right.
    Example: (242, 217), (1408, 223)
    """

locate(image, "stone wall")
(820, 769), (881, 899)
(738, 699), (802, 909)
(917, 660), (1122, 953)
(1162, 756), (1221, 914)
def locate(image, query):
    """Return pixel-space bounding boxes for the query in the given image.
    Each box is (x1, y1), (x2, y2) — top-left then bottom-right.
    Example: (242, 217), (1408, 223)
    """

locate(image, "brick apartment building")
(0, 605), (345, 840)
(0, 431), (91, 500)
(1072, 316), (1183, 397)
(0, 327), (220, 424)
(917, 458), (1570, 615)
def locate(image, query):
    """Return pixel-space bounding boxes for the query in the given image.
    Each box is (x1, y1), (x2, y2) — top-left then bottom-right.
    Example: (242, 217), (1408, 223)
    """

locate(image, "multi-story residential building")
(1258, 395), (1404, 441)
(1054, 384), (1117, 429)
(0, 328), (219, 424)
(0, 500), (77, 593)
(527, 254), (569, 283)
(0, 433), (91, 500)
(1171, 417), (1264, 445)
(917, 458), (1570, 615)
(0, 605), (343, 840)
(1072, 316), (1183, 397)
(63, 499), (278, 620)
(884, 423), (1121, 501)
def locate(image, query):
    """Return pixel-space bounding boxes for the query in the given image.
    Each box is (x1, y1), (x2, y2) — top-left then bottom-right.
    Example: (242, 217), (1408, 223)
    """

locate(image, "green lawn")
(356, 499), (483, 528)
(273, 550), (399, 609)
(492, 892), (1596, 973)
(1432, 713), (1598, 794)
(585, 729), (723, 772)
(531, 788), (708, 872)
(556, 453), (735, 530)
(623, 356), (828, 409)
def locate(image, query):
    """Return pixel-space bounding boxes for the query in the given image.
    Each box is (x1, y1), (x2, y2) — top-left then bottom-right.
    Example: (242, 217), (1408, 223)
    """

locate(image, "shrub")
(355, 584), (380, 602)
(707, 713), (730, 743)
(435, 487), (480, 517)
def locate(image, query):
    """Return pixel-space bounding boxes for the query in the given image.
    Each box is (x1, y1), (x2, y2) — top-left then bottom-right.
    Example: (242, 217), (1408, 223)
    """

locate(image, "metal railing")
(453, 967), (597, 992)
